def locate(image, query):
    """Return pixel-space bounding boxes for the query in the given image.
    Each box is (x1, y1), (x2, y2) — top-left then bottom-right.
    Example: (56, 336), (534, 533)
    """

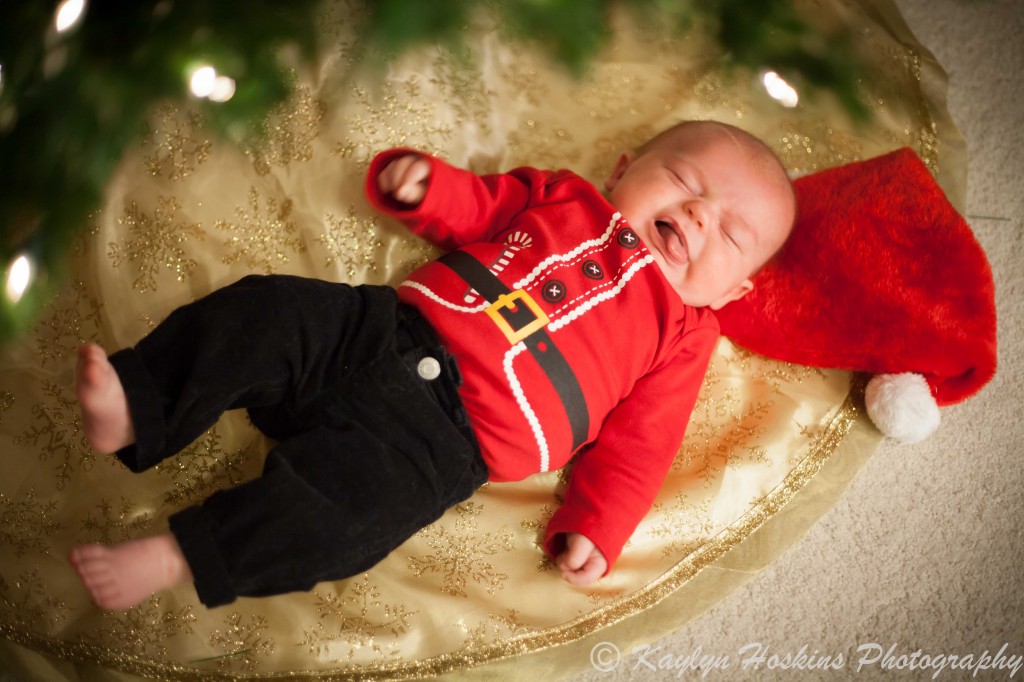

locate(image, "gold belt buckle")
(485, 289), (550, 345)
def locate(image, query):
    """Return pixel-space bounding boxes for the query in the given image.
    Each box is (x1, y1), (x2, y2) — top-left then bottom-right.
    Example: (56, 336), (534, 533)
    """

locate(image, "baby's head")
(605, 121), (796, 310)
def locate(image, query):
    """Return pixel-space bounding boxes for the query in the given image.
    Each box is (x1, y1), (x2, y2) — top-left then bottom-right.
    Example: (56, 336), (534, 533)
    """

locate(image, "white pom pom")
(865, 373), (941, 443)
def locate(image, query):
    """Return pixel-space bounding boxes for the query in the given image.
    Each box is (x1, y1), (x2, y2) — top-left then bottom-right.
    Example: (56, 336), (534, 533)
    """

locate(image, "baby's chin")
(655, 267), (733, 309)
(646, 257), (694, 304)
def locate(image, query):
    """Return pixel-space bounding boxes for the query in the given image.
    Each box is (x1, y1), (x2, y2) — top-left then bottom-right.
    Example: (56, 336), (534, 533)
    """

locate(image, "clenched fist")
(376, 154), (432, 206)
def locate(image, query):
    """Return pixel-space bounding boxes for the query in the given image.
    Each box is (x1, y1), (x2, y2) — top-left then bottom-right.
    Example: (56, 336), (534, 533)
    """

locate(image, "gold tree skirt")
(0, 0), (964, 679)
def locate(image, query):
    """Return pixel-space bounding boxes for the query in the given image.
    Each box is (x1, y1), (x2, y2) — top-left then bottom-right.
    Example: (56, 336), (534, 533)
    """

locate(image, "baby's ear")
(604, 152), (634, 191)
(708, 278), (754, 311)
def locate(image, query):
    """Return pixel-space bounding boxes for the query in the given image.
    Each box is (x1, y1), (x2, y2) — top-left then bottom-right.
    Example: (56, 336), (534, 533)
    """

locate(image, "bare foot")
(69, 534), (193, 610)
(76, 343), (135, 453)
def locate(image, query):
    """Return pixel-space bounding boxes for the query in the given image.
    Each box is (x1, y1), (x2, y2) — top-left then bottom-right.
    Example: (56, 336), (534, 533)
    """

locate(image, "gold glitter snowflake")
(301, 574), (415, 663)
(14, 380), (97, 489)
(675, 383), (773, 484)
(391, 235), (441, 280)
(720, 344), (824, 392)
(675, 345), (826, 484)
(455, 609), (530, 652)
(520, 504), (557, 572)
(332, 81), (453, 164)
(205, 612), (276, 672)
(215, 187), (307, 274)
(0, 568), (71, 632)
(79, 497), (153, 545)
(427, 46), (496, 138)
(407, 501), (515, 598)
(648, 494), (715, 559)
(141, 103), (212, 181)
(317, 207), (383, 278)
(107, 196), (206, 293)
(155, 427), (260, 508)
(86, 598), (196, 659)
(0, 489), (62, 559)
(31, 283), (104, 367)
(247, 84), (326, 176)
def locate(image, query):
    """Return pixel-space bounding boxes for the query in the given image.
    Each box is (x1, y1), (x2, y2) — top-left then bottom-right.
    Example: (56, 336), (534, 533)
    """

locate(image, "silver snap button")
(417, 356), (442, 381)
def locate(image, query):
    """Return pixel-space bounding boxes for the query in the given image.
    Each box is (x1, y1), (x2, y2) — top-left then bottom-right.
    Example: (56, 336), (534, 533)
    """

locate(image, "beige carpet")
(568, 0), (1024, 679)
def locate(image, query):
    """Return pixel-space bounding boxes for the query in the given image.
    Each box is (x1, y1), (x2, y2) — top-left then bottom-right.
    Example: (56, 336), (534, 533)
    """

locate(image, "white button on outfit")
(417, 356), (442, 381)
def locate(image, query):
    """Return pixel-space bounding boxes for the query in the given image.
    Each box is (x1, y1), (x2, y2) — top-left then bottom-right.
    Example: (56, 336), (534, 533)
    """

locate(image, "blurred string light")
(208, 75), (237, 103)
(4, 254), (34, 305)
(189, 65), (236, 103)
(189, 66), (218, 97)
(762, 70), (799, 108)
(54, 0), (87, 33)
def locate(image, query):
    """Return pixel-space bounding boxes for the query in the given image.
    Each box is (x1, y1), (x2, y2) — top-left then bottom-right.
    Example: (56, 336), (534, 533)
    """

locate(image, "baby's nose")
(685, 201), (711, 230)
(687, 206), (702, 228)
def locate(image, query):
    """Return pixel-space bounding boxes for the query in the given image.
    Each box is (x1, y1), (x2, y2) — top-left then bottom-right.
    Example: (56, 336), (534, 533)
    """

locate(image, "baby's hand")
(556, 533), (607, 586)
(377, 154), (431, 206)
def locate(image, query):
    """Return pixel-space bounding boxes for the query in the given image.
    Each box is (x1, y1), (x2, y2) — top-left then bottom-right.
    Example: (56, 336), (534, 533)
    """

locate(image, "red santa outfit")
(367, 150), (720, 571)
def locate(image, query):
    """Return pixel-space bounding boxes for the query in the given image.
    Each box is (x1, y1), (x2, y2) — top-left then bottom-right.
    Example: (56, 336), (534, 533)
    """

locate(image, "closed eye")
(723, 227), (742, 251)
(668, 168), (695, 193)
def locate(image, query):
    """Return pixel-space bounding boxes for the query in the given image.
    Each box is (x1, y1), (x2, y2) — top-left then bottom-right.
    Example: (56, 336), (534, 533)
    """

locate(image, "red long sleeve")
(543, 319), (718, 571)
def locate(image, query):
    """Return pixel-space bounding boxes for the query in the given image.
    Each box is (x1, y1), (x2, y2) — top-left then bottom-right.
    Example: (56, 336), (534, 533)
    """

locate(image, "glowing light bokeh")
(208, 75), (237, 102)
(762, 71), (800, 108)
(55, 0), (87, 33)
(5, 255), (33, 304)
(189, 66), (218, 98)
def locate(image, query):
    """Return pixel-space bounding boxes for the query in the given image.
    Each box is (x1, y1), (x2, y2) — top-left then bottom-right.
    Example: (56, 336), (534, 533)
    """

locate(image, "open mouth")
(655, 219), (687, 262)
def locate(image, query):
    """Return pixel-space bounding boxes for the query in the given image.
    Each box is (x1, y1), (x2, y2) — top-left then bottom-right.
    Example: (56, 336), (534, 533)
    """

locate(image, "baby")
(71, 120), (795, 610)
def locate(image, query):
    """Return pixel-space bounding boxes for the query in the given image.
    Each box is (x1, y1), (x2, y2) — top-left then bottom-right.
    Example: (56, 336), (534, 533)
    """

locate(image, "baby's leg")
(69, 534), (192, 610)
(76, 343), (135, 453)
(99, 275), (395, 471)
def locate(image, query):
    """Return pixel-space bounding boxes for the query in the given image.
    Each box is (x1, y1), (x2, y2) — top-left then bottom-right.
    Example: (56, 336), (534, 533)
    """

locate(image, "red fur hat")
(715, 148), (997, 442)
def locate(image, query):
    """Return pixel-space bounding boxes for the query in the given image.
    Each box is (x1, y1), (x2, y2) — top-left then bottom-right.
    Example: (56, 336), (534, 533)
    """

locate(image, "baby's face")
(605, 125), (794, 310)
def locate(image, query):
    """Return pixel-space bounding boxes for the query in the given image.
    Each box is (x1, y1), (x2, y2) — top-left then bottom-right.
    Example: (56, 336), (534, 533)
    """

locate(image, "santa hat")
(715, 148), (997, 443)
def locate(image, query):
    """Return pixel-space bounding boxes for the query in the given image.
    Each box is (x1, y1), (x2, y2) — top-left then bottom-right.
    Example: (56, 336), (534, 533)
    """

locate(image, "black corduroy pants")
(107, 274), (487, 607)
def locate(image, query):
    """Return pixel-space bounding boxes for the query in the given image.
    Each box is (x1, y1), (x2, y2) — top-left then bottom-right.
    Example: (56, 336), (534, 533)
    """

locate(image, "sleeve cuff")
(168, 505), (237, 608)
